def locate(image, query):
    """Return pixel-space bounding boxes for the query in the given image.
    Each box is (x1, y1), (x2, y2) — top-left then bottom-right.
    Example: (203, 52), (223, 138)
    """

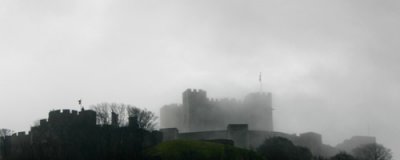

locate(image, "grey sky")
(1, 0), (399, 158)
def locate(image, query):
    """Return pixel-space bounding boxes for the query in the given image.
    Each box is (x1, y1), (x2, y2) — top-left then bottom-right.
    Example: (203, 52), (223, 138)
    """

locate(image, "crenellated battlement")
(47, 108), (96, 127)
(209, 98), (242, 105)
(49, 109), (79, 116)
(244, 92), (272, 101)
(163, 89), (274, 132)
(183, 88), (207, 97)
(62, 109), (70, 114)
(17, 132), (26, 136)
(1, 108), (162, 160)
(49, 109), (61, 116)
(7, 132), (29, 138)
(49, 109), (78, 125)
(182, 88), (208, 107)
(184, 88), (206, 93)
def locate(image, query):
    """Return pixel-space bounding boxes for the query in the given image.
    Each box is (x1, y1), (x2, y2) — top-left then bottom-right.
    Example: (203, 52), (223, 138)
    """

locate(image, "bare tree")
(0, 128), (12, 138)
(127, 106), (157, 130)
(90, 103), (111, 125)
(91, 102), (128, 126)
(352, 143), (392, 160)
(90, 103), (156, 129)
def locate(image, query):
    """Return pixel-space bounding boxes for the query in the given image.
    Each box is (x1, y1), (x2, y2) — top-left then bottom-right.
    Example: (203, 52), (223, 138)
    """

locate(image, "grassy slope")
(145, 139), (263, 160)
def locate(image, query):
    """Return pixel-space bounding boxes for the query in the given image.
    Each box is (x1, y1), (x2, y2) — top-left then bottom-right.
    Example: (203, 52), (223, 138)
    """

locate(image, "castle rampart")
(161, 89), (274, 132)
(46, 109), (96, 127)
(160, 89), (345, 157)
(160, 124), (338, 157)
(1, 108), (162, 160)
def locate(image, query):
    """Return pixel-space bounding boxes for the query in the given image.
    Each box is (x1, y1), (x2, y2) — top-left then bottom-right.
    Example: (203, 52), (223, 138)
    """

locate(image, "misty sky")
(1, 0), (399, 158)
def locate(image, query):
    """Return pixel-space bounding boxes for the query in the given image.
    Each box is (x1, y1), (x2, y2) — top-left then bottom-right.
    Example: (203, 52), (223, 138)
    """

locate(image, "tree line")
(90, 102), (157, 130)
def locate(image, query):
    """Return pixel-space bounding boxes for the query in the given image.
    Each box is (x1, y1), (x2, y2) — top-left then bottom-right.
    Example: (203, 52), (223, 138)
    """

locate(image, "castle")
(0, 108), (161, 160)
(160, 89), (273, 132)
(0, 89), (377, 159)
(159, 89), (377, 157)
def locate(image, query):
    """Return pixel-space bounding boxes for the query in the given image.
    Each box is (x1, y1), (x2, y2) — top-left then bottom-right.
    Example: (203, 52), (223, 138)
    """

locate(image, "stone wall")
(0, 109), (162, 160)
(160, 124), (339, 157)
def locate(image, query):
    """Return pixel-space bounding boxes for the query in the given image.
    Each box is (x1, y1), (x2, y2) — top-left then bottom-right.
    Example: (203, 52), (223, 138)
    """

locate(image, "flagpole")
(259, 72), (262, 93)
(78, 99), (83, 110)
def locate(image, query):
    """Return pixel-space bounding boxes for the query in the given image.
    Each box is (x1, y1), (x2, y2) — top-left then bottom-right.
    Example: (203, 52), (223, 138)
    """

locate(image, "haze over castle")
(161, 88), (273, 132)
(159, 88), (376, 157)
(1, 0), (399, 158)
(0, 87), (376, 159)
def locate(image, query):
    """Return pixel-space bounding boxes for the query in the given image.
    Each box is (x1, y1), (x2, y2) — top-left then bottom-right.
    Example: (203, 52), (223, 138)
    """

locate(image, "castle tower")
(128, 116), (139, 129)
(182, 89), (208, 132)
(160, 104), (183, 129)
(244, 92), (273, 131)
(111, 112), (119, 127)
(78, 110), (96, 126)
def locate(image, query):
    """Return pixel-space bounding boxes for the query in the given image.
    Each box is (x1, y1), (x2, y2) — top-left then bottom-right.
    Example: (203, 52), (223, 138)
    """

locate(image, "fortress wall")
(78, 110), (96, 126)
(167, 128), (299, 150)
(2, 108), (162, 160)
(158, 89), (349, 157)
(0, 138), (4, 159)
(160, 128), (179, 141)
(48, 109), (80, 126)
(182, 89), (209, 132)
(296, 132), (323, 155)
(47, 109), (97, 127)
(178, 130), (227, 140)
(5, 133), (32, 159)
(176, 89), (274, 132)
(39, 119), (47, 127)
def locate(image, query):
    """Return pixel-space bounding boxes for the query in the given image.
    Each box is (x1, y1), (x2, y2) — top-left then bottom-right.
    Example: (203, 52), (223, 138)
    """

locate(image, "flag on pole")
(78, 99), (82, 105)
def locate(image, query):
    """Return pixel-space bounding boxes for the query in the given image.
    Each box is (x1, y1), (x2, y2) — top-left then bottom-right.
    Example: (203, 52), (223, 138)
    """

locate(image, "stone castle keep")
(159, 89), (377, 157)
(160, 89), (273, 132)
